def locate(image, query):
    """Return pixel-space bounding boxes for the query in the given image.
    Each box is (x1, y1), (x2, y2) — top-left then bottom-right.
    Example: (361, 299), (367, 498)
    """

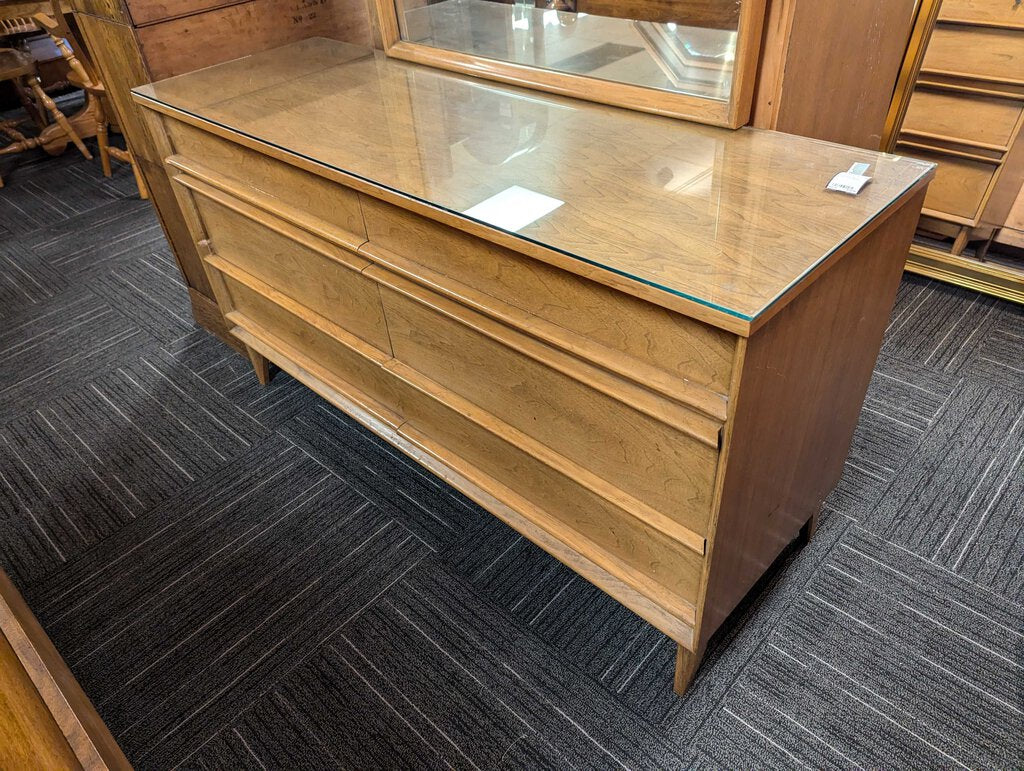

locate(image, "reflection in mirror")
(395, 0), (740, 101)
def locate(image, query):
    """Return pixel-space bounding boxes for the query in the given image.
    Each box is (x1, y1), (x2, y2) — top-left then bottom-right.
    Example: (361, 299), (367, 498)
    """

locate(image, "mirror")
(375, 0), (764, 127)
(394, 0), (740, 102)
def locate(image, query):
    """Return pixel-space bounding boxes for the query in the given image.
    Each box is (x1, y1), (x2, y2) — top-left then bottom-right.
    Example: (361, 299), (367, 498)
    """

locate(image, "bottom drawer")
(901, 147), (998, 223)
(212, 260), (702, 628)
(389, 363), (704, 613)
(214, 265), (406, 426)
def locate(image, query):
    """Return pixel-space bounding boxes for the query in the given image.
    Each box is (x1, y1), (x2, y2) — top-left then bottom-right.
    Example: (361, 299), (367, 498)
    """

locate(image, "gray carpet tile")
(1, 141), (1022, 769)
(88, 248), (197, 343)
(864, 378), (1024, 596)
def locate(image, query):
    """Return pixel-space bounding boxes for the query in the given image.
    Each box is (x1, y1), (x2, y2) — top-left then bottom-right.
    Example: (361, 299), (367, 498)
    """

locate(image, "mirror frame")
(371, 0), (767, 128)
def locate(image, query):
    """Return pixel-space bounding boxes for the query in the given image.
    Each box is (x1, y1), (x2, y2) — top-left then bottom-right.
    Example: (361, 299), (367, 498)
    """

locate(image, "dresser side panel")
(698, 189), (926, 647)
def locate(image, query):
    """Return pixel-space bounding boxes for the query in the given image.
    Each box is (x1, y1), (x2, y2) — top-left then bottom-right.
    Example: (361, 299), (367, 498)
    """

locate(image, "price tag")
(827, 164), (872, 196)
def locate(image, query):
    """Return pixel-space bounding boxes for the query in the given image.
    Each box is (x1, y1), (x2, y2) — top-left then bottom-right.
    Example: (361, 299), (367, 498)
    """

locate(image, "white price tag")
(827, 171), (872, 196)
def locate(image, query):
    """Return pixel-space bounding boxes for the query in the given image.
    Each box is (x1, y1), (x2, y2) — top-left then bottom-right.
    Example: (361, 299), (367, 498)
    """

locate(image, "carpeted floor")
(1, 135), (1022, 770)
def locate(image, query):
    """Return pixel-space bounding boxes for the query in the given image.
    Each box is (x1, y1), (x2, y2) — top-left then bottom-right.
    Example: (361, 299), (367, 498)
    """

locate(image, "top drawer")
(359, 196), (735, 419)
(164, 120), (367, 247)
(938, 0), (1024, 27)
(923, 25), (1024, 85)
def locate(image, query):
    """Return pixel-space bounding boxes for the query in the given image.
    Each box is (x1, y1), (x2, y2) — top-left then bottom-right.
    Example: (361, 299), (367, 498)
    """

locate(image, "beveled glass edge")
(133, 89), (935, 323)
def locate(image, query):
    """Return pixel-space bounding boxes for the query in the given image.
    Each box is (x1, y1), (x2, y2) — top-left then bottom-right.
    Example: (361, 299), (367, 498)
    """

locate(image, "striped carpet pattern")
(1, 138), (1022, 769)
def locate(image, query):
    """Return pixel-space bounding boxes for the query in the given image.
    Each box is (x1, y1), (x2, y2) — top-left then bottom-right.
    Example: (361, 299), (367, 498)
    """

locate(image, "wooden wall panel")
(753, 0), (917, 149)
(136, 0), (373, 81)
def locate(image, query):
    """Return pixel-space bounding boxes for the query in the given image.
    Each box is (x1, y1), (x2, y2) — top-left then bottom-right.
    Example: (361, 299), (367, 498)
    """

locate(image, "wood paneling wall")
(753, 0), (917, 149)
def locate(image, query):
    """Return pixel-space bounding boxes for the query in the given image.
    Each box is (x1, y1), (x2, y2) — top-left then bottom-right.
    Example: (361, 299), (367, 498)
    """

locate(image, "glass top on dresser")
(133, 38), (933, 323)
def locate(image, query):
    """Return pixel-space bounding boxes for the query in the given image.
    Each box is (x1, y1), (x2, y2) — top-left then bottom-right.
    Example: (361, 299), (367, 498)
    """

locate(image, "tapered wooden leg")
(674, 644), (703, 695)
(799, 510), (820, 546)
(951, 227), (969, 256)
(28, 76), (92, 160)
(246, 345), (273, 385)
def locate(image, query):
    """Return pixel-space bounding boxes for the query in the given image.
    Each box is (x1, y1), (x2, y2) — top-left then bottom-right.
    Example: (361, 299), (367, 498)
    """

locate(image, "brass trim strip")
(906, 242), (1024, 305)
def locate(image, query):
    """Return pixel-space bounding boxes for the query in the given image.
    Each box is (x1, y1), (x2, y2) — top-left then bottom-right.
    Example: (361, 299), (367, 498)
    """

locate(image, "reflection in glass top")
(133, 38), (934, 324)
(396, 0), (738, 100)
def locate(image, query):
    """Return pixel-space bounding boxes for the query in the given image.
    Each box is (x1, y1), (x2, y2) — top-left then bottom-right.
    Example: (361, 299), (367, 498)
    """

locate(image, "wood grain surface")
(133, 38), (933, 327)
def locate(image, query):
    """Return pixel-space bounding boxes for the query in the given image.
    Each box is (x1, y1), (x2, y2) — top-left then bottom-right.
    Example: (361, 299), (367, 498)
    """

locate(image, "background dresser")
(885, 0), (1024, 302)
(133, 40), (933, 692)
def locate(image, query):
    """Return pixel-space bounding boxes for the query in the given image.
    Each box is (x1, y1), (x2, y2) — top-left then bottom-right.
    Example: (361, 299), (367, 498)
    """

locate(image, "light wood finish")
(752, 0), (917, 149)
(359, 195), (735, 407)
(374, 271), (719, 543)
(883, 0), (1024, 296)
(67, 0), (932, 345)
(136, 44), (930, 692)
(906, 241), (1024, 305)
(995, 183), (1024, 249)
(373, 0), (767, 128)
(0, 569), (131, 770)
(922, 25), (1024, 86)
(894, 146), (997, 223)
(134, 39), (932, 332)
(0, 46), (92, 186)
(939, 0), (1024, 29)
(68, 0), (378, 351)
(174, 173), (390, 352)
(901, 90), (1023, 149)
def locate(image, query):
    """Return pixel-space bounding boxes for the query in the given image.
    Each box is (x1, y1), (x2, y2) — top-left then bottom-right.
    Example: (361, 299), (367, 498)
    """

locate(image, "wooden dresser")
(133, 38), (933, 692)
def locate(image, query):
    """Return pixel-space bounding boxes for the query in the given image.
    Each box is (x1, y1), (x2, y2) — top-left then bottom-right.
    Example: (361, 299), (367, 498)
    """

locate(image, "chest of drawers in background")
(890, 0), (1023, 260)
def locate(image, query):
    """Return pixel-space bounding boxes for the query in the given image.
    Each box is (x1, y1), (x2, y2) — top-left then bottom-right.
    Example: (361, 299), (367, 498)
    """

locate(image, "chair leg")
(94, 95), (111, 177)
(13, 80), (46, 130)
(27, 75), (92, 160)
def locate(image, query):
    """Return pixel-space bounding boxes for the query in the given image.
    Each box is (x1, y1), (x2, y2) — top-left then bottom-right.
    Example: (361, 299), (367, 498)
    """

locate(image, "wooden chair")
(33, 8), (147, 198)
(0, 44), (90, 187)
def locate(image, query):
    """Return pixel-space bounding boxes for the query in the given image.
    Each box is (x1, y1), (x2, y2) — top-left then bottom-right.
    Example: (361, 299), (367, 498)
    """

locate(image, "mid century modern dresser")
(133, 38), (934, 692)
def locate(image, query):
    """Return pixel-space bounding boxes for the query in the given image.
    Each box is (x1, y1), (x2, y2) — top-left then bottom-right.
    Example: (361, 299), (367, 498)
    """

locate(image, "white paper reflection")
(463, 185), (564, 232)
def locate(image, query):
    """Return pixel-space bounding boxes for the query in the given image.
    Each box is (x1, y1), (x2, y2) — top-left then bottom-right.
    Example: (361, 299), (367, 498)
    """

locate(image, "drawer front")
(923, 26), (1024, 84)
(213, 267), (406, 425)
(906, 149), (998, 222)
(902, 90), (1022, 148)
(360, 196), (735, 411)
(938, 0), (1024, 27)
(377, 279), (718, 540)
(392, 364), (704, 609)
(165, 120), (366, 245)
(179, 175), (391, 354)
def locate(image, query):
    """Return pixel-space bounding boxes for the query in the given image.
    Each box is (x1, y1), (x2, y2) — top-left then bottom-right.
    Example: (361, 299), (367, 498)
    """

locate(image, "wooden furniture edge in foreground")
(0, 569), (131, 770)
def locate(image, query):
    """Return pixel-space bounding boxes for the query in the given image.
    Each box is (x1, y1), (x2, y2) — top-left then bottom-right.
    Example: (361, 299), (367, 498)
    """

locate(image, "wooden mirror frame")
(371, 0), (767, 128)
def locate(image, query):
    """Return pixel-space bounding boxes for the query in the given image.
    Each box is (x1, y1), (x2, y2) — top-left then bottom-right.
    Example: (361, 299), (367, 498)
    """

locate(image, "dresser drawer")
(899, 148), (997, 222)
(175, 174), (391, 354)
(164, 121), (366, 245)
(922, 26), (1024, 85)
(902, 90), (1022, 149)
(938, 0), (1024, 28)
(359, 196), (734, 419)
(210, 263), (406, 426)
(389, 359), (704, 612)
(374, 273), (718, 544)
